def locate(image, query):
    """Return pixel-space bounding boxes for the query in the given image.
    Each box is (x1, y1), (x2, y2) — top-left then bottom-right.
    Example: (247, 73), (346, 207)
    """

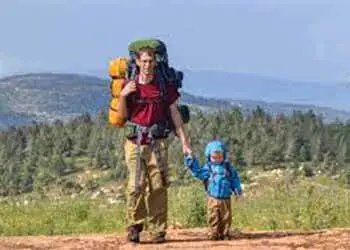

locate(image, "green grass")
(0, 177), (349, 236)
(0, 198), (126, 236)
(232, 181), (350, 231)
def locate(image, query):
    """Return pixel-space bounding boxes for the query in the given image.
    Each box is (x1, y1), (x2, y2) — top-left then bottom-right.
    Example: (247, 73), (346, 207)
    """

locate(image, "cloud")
(0, 53), (44, 78)
(0, 60), (4, 76)
(306, 9), (350, 81)
(0, 54), (16, 77)
(307, 13), (350, 61)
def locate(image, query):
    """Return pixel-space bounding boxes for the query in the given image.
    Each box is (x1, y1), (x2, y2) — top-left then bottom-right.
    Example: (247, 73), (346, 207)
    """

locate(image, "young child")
(184, 139), (242, 240)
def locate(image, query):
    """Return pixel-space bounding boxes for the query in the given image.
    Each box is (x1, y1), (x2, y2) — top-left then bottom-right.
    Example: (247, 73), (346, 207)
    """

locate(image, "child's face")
(210, 150), (224, 164)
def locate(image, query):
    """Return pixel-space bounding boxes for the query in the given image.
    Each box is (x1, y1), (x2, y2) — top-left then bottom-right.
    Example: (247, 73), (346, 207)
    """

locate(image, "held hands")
(184, 154), (194, 168)
(182, 142), (193, 156)
(120, 81), (137, 97)
(183, 143), (197, 169)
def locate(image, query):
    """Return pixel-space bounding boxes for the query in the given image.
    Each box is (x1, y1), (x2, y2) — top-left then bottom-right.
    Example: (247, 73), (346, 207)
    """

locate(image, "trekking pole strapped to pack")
(131, 123), (169, 196)
(134, 125), (144, 197)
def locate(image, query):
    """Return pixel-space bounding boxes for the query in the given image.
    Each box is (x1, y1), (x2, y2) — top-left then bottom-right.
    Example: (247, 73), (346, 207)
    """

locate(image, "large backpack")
(108, 39), (190, 130)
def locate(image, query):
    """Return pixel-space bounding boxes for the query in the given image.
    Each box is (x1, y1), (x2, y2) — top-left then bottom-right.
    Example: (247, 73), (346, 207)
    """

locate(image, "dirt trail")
(1, 228), (349, 250)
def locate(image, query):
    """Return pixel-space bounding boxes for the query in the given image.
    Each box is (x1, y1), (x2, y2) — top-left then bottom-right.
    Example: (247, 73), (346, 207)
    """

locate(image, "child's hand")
(233, 189), (242, 197)
(184, 154), (195, 168)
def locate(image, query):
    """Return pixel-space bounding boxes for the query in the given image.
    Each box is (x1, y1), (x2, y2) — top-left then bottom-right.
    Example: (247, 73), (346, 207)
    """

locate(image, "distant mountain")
(0, 72), (350, 130)
(180, 70), (350, 112)
(180, 92), (350, 122)
(88, 68), (350, 111)
(0, 73), (109, 128)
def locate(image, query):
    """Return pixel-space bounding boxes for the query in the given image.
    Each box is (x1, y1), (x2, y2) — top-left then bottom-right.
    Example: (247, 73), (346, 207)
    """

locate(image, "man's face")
(136, 52), (155, 76)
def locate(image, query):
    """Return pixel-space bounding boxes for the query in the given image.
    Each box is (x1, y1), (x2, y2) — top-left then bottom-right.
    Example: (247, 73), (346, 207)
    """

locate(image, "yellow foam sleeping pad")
(108, 57), (129, 128)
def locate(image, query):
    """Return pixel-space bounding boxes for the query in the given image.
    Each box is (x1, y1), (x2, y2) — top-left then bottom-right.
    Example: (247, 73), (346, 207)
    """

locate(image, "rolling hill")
(0, 72), (350, 129)
(180, 70), (350, 111)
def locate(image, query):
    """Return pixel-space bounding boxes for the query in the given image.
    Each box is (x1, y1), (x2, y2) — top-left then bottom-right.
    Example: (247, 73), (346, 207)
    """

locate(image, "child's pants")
(207, 196), (232, 237)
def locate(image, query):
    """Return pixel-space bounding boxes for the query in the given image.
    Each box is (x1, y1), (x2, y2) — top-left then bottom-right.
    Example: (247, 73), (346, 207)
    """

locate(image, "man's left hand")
(182, 142), (192, 156)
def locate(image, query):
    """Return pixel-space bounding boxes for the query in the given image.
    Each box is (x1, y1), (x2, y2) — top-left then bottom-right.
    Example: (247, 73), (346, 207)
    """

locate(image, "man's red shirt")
(126, 76), (180, 127)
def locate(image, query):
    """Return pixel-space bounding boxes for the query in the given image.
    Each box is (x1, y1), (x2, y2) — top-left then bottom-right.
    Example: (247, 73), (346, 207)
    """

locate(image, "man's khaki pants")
(207, 196), (232, 237)
(124, 138), (169, 236)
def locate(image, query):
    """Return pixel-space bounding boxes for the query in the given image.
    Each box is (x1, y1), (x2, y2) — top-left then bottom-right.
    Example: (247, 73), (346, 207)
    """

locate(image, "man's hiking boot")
(127, 228), (139, 243)
(152, 232), (166, 244)
(127, 224), (143, 243)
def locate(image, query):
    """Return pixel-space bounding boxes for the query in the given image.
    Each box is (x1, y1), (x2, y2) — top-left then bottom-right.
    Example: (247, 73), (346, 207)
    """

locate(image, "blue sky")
(1, 0), (350, 82)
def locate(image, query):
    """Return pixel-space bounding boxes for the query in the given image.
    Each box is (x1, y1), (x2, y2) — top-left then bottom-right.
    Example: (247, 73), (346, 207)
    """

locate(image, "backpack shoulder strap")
(156, 65), (168, 102)
(207, 162), (213, 173)
(203, 162), (212, 191)
(224, 161), (233, 178)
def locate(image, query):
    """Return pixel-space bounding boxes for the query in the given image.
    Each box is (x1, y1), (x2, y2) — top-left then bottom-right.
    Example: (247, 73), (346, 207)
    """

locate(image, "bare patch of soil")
(1, 228), (349, 250)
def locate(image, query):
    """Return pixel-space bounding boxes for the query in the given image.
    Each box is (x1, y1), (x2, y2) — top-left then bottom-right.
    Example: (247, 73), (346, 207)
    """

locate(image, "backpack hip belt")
(126, 122), (170, 141)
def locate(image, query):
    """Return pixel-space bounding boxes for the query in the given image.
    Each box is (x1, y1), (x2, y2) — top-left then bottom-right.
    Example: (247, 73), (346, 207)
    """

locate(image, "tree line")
(0, 106), (350, 196)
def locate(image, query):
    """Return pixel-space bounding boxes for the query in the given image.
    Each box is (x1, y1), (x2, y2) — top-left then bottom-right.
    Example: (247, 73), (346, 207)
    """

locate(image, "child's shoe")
(208, 234), (219, 241)
(151, 232), (166, 244)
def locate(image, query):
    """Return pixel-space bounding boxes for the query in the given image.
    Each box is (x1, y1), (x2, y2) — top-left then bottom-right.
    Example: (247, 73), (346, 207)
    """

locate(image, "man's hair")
(136, 46), (155, 59)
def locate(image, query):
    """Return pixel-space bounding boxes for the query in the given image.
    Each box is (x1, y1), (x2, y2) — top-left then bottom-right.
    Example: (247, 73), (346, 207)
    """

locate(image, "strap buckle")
(127, 122), (169, 140)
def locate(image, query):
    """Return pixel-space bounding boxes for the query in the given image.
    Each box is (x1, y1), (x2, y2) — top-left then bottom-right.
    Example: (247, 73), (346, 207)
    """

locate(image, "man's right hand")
(120, 81), (137, 97)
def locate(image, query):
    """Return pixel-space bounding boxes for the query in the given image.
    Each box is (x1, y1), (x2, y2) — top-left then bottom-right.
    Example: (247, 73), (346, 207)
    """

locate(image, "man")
(117, 46), (192, 243)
